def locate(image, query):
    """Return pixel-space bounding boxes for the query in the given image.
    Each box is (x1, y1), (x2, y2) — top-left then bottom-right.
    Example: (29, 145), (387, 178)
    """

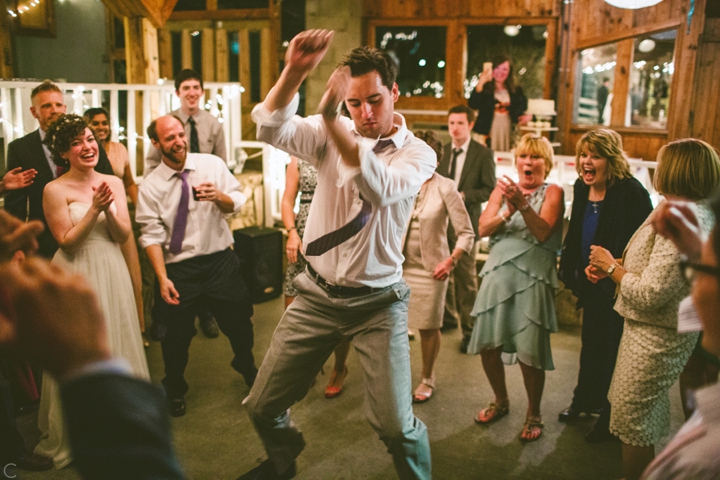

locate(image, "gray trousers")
(443, 241), (479, 337)
(243, 272), (431, 479)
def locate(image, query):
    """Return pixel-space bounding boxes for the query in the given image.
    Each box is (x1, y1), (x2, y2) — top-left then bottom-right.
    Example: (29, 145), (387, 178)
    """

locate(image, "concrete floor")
(18, 295), (687, 480)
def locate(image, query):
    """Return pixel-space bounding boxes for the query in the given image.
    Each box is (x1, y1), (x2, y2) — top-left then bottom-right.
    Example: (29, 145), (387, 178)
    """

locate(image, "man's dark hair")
(448, 105), (476, 124)
(175, 69), (203, 91)
(339, 47), (397, 90)
(31, 80), (62, 101)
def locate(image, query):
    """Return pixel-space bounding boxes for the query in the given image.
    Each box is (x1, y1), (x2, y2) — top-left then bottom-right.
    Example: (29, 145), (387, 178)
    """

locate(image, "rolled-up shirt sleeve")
(252, 92), (328, 168)
(136, 184), (168, 249)
(355, 140), (436, 207)
(217, 164), (246, 214)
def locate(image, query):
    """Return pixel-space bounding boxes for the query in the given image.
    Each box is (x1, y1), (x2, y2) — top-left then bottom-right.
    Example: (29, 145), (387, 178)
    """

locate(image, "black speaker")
(233, 227), (283, 304)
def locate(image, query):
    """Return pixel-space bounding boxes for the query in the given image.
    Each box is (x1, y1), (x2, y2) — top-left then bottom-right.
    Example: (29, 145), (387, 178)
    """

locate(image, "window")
(465, 24), (547, 100)
(375, 26), (447, 98)
(628, 29), (676, 128)
(574, 43), (617, 125)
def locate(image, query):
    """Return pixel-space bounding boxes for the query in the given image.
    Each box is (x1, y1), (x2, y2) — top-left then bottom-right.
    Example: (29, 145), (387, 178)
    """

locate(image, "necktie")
(304, 139), (391, 257)
(449, 148), (462, 180)
(169, 170), (190, 254)
(188, 117), (200, 153)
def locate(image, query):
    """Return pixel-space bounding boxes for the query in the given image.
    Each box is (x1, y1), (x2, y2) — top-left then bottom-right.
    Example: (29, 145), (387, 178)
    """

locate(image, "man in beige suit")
(438, 105), (496, 353)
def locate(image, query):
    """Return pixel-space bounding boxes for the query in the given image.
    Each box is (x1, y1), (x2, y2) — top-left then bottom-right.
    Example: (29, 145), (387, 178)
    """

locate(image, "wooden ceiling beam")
(101, 0), (179, 28)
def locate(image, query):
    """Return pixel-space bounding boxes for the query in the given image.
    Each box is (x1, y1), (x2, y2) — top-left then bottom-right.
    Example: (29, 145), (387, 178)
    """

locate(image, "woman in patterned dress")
(281, 155), (351, 398)
(588, 139), (720, 480)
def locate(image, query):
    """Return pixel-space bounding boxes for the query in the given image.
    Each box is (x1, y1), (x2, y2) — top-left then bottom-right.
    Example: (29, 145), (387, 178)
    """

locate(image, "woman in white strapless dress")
(35, 114), (149, 469)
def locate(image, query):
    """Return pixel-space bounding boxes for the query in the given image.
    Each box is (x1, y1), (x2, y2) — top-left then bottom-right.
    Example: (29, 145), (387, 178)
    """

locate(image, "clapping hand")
(2, 167), (37, 192)
(91, 181), (114, 213)
(0, 210), (43, 262)
(497, 176), (524, 213)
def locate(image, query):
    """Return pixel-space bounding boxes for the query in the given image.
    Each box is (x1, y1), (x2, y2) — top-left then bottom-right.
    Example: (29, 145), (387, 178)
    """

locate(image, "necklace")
(590, 201), (602, 214)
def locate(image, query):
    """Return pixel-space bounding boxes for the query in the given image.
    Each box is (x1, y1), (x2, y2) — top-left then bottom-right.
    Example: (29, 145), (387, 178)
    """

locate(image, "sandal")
(324, 366), (348, 398)
(413, 377), (435, 403)
(520, 415), (544, 442)
(475, 401), (510, 424)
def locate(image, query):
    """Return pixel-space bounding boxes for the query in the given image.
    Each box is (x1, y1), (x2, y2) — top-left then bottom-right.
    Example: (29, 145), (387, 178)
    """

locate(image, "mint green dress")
(467, 184), (561, 371)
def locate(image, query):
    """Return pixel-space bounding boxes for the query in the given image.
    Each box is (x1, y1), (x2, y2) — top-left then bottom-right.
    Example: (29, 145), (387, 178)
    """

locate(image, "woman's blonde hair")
(575, 129), (633, 184)
(654, 139), (720, 200)
(515, 133), (553, 178)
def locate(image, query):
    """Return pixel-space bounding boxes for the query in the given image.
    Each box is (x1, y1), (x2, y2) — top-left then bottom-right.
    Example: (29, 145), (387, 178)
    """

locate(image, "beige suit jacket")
(402, 173), (474, 272)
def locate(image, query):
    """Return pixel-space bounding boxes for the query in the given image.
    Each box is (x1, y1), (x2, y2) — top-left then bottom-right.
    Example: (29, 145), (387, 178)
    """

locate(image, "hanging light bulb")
(504, 25), (521, 37)
(638, 39), (656, 52)
(604, 0), (663, 9)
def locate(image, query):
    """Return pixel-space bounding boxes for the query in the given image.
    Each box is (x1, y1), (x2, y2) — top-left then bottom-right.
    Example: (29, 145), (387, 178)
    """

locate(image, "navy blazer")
(4, 129), (114, 259)
(62, 373), (184, 480)
(437, 139), (495, 239)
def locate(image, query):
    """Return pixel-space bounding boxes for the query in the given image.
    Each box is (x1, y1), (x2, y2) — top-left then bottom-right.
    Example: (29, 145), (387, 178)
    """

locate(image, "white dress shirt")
(137, 153), (245, 264)
(450, 137), (471, 185)
(145, 109), (227, 174)
(642, 381), (720, 479)
(252, 93), (436, 288)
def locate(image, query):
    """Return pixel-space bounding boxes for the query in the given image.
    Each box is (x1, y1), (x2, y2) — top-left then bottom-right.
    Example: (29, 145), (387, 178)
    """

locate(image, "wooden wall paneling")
(239, 29), (251, 106)
(124, 17), (147, 84)
(0, 2), (14, 79)
(215, 28), (229, 82)
(158, 29), (173, 80)
(260, 27), (273, 101)
(690, 38), (718, 142)
(672, 0), (708, 140)
(170, 9), (268, 22)
(544, 18), (558, 100)
(609, 39), (632, 127)
(144, 19), (160, 85)
(181, 29), (192, 69)
(362, 0), (557, 19)
(202, 27), (215, 81)
(446, 19), (463, 106)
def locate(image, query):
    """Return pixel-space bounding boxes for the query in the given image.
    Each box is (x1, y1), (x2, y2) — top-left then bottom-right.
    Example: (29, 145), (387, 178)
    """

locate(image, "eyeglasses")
(680, 260), (720, 282)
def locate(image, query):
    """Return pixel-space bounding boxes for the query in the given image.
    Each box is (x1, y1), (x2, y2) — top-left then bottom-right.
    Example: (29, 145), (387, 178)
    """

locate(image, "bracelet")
(287, 226), (296, 232)
(500, 212), (510, 224)
(518, 203), (531, 212)
(450, 256), (458, 267)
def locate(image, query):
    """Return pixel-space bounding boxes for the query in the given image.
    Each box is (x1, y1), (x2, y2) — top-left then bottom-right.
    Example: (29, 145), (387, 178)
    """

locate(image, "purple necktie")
(169, 170), (190, 254)
(304, 139), (392, 257)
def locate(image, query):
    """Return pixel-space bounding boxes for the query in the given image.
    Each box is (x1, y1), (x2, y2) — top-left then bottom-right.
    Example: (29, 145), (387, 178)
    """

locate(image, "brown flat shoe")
(475, 401), (510, 424)
(520, 415), (544, 442)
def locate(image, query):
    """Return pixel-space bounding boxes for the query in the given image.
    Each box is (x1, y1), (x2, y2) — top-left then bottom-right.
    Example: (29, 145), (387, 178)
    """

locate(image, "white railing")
(0, 80), (244, 177)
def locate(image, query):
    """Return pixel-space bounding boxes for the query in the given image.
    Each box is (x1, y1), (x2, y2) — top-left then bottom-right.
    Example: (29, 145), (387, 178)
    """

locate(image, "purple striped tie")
(169, 170), (190, 254)
(304, 139), (393, 257)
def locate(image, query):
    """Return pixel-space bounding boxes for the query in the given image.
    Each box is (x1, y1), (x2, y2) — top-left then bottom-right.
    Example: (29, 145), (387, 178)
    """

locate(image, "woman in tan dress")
(85, 108), (145, 337)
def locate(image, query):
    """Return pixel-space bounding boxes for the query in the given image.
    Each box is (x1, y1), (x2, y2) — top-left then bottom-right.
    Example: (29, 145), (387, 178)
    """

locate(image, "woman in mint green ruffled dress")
(468, 134), (565, 442)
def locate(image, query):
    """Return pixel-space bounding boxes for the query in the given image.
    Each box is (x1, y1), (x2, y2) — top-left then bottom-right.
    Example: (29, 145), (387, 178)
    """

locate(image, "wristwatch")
(607, 263), (620, 275)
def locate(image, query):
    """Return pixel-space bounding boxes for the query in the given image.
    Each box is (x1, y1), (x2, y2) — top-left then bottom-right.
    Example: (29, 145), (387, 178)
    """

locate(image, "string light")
(8, 0), (41, 18)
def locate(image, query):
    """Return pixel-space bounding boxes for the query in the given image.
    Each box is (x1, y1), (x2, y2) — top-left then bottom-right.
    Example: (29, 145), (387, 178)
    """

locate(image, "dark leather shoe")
(558, 405), (604, 422)
(237, 459), (296, 479)
(585, 424), (619, 443)
(459, 336), (470, 354)
(14, 450), (54, 471)
(440, 322), (458, 332)
(168, 398), (186, 417)
(200, 316), (220, 338)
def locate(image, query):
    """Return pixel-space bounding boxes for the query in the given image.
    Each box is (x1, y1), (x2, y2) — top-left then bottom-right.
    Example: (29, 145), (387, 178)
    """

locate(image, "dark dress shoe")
(558, 405), (602, 422)
(585, 424), (619, 443)
(237, 459), (296, 480)
(459, 336), (471, 354)
(168, 398), (186, 417)
(14, 450), (54, 471)
(199, 316), (220, 338)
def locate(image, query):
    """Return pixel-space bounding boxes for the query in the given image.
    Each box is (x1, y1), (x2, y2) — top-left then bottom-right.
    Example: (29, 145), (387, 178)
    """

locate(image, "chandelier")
(604, 0), (663, 8)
